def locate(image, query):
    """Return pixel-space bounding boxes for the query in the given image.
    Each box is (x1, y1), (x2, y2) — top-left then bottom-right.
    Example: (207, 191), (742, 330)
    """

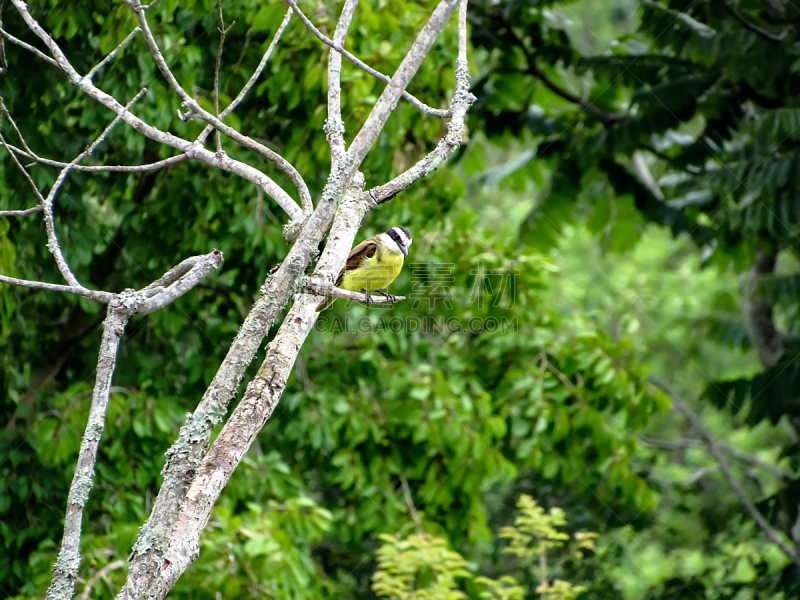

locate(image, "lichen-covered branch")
(35, 250), (222, 600)
(43, 88), (146, 288)
(286, 0), (451, 118)
(305, 277), (405, 305)
(9, 0), (304, 221)
(368, 0), (474, 204)
(0, 274), (116, 303)
(45, 303), (130, 600)
(325, 0), (358, 169)
(160, 181), (374, 595)
(120, 2), (462, 596)
(125, 0), (312, 213)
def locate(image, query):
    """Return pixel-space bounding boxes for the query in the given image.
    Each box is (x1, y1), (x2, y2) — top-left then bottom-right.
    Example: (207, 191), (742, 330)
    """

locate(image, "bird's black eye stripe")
(387, 228), (405, 247)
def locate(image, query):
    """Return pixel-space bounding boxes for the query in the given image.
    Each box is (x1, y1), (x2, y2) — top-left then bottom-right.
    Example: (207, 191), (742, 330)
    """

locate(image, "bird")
(316, 226), (412, 312)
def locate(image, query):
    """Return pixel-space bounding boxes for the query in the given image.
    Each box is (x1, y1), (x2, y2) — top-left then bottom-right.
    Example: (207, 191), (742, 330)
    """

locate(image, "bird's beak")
(400, 246), (408, 257)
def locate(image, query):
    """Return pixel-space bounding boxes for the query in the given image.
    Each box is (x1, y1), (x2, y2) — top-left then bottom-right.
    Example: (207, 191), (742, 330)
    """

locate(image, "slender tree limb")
(9, 0), (304, 221)
(195, 8), (293, 147)
(0, 26), (58, 66)
(640, 0), (716, 36)
(369, 0), (474, 204)
(0, 131), (46, 204)
(641, 435), (793, 480)
(399, 473), (424, 533)
(212, 1), (233, 154)
(285, 0), (451, 119)
(0, 205), (42, 217)
(325, 0), (359, 169)
(3, 142), (190, 172)
(125, 0), (312, 214)
(46, 303), (130, 600)
(723, 0), (785, 42)
(86, 27), (141, 80)
(44, 88), (147, 288)
(305, 276), (405, 305)
(0, 274), (116, 302)
(79, 560), (126, 600)
(136, 250), (224, 315)
(499, 15), (624, 125)
(650, 376), (800, 565)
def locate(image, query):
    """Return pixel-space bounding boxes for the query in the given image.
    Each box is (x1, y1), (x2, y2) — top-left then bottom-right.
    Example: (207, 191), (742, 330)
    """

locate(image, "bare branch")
(79, 560), (126, 600)
(196, 8), (293, 147)
(213, 1), (232, 154)
(641, 435), (793, 480)
(399, 473), (424, 534)
(368, 0), (474, 204)
(348, 0), (460, 168)
(286, 0), (451, 119)
(126, 0), (312, 213)
(46, 304), (130, 600)
(9, 0), (304, 221)
(43, 87), (147, 288)
(325, 0), (359, 169)
(650, 376), (800, 565)
(3, 142), (190, 172)
(0, 26), (58, 66)
(137, 250), (224, 315)
(0, 274), (115, 303)
(86, 27), (141, 80)
(0, 205), (42, 217)
(0, 131), (46, 204)
(122, 4), (462, 595)
(305, 276), (405, 305)
(160, 183), (374, 593)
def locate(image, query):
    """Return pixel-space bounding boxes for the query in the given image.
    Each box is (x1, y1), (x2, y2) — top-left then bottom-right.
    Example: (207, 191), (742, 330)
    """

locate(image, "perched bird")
(316, 226), (412, 312)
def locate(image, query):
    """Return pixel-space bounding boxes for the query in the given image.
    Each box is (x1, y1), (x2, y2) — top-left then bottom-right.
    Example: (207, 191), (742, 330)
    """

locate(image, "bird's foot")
(362, 289), (372, 305)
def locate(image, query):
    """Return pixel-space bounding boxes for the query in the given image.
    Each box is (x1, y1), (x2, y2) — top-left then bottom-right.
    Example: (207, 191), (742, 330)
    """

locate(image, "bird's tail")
(316, 296), (336, 312)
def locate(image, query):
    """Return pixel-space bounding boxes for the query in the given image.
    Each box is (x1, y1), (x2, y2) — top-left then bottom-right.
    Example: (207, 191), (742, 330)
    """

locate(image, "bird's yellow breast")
(341, 250), (404, 292)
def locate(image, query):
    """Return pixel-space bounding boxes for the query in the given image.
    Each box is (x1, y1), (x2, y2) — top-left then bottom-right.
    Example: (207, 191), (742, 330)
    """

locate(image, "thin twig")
(642, 435), (793, 480)
(399, 473), (424, 534)
(10, 0), (305, 221)
(86, 27), (141, 80)
(126, 0), (312, 213)
(79, 560), (126, 600)
(0, 205), (42, 217)
(650, 376), (800, 565)
(499, 16), (624, 125)
(213, 1), (234, 154)
(0, 27), (58, 66)
(0, 274), (115, 302)
(0, 131), (46, 204)
(43, 88), (147, 288)
(305, 277), (405, 305)
(3, 142), (189, 172)
(285, 0), (451, 118)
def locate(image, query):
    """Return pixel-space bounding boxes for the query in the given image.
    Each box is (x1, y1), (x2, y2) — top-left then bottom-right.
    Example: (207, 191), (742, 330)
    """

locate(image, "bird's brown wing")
(336, 238), (378, 285)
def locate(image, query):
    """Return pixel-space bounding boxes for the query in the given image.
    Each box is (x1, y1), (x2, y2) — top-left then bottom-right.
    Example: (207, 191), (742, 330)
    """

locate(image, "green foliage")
(373, 495), (593, 600)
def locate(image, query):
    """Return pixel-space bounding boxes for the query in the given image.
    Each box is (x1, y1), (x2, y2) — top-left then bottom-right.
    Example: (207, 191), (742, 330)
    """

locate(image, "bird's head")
(386, 226), (412, 257)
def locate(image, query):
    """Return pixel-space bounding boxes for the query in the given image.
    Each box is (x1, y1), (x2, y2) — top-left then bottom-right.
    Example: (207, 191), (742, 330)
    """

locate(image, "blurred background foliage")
(2, 0), (800, 598)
